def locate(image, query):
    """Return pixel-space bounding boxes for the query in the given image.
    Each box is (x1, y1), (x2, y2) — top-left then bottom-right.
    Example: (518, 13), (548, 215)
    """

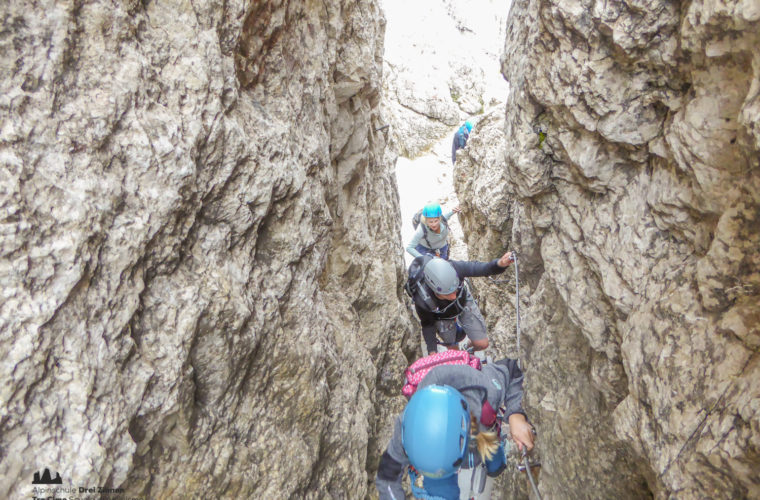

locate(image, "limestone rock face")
(456, 0), (760, 498)
(381, 0), (509, 158)
(0, 1), (416, 498)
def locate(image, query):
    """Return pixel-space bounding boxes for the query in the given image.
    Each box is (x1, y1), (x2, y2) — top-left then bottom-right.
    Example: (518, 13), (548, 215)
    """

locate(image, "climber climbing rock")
(407, 202), (462, 260)
(404, 251), (515, 354)
(375, 359), (534, 500)
(451, 120), (473, 164)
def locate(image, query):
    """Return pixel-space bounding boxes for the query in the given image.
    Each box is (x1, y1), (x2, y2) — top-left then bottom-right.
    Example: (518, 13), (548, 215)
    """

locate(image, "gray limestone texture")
(0, 1), (417, 498)
(454, 0), (760, 498)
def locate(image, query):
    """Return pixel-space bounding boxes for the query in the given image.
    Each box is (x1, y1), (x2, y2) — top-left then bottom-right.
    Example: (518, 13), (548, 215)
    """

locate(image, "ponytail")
(470, 414), (499, 462)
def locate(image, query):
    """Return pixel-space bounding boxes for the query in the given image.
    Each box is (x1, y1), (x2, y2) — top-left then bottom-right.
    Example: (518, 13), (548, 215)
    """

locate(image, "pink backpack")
(402, 350), (482, 398)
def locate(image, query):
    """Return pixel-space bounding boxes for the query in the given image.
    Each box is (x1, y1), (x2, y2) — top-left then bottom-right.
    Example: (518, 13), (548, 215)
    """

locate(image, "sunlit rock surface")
(457, 0), (760, 498)
(381, 0), (509, 158)
(0, 1), (416, 498)
(5, 0), (759, 498)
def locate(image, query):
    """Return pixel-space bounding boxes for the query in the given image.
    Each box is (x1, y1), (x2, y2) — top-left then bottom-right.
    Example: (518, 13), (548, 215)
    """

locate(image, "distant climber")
(375, 360), (534, 500)
(406, 202), (461, 260)
(451, 120), (473, 164)
(405, 251), (515, 354)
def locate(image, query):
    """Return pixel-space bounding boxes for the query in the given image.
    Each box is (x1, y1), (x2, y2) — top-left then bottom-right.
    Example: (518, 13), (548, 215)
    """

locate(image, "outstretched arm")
(496, 251), (515, 268)
(443, 206), (460, 220)
(494, 358), (524, 416)
(450, 250), (513, 278)
(493, 358), (534, 451)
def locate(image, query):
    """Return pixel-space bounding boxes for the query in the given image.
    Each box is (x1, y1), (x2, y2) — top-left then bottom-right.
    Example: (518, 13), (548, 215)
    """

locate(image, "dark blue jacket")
(451, 125), (470, 164)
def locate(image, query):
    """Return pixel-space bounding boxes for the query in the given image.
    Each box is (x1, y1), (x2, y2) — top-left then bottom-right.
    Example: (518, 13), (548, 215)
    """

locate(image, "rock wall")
(0, 1), (416, 498)
(456, 0), (760, 498)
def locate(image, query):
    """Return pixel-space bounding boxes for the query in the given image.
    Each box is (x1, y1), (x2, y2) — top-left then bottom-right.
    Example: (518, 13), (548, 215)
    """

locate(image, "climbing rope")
(484, 209), (543, 499)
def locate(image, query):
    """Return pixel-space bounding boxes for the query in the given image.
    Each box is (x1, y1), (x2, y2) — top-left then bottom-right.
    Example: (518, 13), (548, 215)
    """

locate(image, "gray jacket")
(406, 210), (456, 258)
(375, 360), (525, 500)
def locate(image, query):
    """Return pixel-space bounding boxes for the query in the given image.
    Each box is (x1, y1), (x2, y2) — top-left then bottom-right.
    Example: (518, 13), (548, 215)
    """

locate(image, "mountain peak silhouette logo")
(32, 468), (62, 484)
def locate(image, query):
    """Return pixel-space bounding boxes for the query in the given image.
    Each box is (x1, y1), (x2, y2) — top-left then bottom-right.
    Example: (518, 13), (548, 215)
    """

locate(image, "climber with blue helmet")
(376, 360), (534, 499)
(404, 251), (515, 354)
(451, 120), (473, 164)
(403, 385), (470, 479)
(406, 202), (462, 260)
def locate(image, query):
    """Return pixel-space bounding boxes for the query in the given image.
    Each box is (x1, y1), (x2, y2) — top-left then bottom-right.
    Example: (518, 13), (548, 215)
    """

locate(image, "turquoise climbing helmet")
(401, 385), (471, 478)
(464, 120), (473, 132)
(422, 203), (442, 218)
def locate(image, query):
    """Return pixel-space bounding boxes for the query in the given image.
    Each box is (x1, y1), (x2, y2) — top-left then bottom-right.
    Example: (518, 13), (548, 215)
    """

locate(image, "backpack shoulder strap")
(420, 223), (434, 249)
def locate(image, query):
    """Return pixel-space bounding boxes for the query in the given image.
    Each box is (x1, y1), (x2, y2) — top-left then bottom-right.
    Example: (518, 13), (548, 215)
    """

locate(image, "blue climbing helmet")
(464, 120), (473, 133)
(401, 385), (471, 478)
(422, 202), (442, 218)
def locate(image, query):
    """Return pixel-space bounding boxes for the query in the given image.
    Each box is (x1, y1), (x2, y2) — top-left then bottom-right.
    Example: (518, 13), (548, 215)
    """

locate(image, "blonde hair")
(471, 414), (500, 462)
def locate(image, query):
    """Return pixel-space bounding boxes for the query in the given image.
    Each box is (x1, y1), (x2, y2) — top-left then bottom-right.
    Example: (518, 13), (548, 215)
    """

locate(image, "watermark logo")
(27, 465), (144, 500)
(32, 468), (62, 485)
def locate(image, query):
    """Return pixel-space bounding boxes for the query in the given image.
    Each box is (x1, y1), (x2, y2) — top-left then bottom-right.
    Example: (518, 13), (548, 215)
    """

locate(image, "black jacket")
(408, 257), (506, 352)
